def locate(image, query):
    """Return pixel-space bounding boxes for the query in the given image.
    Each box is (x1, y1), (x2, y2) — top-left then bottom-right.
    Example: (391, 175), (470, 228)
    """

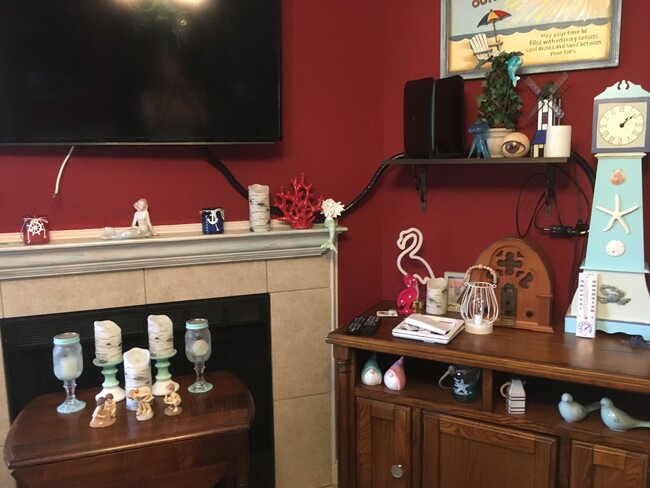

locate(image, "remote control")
(360, 315), (381, 336)
(346, 316), (365, 335)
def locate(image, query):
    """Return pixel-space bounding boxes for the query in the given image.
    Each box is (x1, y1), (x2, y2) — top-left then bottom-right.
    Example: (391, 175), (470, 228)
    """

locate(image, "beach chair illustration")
(469, 33), (502, 69)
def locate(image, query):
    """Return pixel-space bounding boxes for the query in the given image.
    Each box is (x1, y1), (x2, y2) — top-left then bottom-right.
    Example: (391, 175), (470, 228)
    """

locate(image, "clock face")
(593, 99), (649, 152)
(598, 104), (644, 146)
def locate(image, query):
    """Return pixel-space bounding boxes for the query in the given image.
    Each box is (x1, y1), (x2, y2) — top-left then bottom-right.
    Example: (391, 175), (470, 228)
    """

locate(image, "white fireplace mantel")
(0, 221), (346, 280)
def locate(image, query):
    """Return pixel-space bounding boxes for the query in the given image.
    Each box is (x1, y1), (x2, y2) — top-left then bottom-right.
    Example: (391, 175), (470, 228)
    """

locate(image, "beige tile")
(144, 261), (268, 303)
(270, 288), (333, 401)
(274, 393), (333, 488)
(0, 465), (16, 487)
(1, 271), (146, 317)
(267, 255), (330, 293)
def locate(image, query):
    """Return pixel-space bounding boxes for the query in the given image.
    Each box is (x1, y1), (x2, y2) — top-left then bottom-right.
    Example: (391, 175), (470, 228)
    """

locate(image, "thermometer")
(576, 272), (598, 338)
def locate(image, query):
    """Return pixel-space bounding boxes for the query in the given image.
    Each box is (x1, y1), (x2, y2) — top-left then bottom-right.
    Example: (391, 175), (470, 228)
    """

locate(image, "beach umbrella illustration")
(477, 9), (512, 42)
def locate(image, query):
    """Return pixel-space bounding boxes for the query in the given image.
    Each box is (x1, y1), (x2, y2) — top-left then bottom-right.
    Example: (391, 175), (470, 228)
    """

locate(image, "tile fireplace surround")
(0, 221), (345, 488)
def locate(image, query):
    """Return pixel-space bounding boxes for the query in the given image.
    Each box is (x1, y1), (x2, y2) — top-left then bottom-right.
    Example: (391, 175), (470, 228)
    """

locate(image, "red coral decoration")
(274, 174), (323, 229)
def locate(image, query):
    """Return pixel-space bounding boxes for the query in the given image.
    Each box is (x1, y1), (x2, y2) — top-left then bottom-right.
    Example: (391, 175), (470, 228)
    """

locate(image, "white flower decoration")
(321, 198), (345, 219)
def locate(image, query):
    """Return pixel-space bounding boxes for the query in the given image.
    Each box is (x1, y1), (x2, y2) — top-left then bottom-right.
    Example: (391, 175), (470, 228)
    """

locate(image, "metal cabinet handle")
(391, 464), (404, 478)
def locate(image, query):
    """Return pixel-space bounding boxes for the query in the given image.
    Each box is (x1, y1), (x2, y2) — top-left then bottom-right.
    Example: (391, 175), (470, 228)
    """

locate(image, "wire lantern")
(459, 264), (499, 335)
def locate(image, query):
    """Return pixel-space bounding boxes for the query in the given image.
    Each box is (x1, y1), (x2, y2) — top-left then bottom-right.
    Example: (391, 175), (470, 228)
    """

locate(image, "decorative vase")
(485, 128), (514, 158)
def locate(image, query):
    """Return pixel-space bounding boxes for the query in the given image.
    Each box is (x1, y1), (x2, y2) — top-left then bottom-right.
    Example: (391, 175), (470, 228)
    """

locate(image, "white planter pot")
(486, 128), (514, 158)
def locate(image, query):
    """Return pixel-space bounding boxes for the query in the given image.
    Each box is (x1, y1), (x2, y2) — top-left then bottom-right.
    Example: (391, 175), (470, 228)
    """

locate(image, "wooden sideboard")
(4, 371), (254, 488)
(326, 301), (650, 488)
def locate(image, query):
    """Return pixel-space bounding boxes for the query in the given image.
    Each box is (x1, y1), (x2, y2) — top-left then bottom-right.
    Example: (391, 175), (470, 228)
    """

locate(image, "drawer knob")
(391, 464), (404, 478)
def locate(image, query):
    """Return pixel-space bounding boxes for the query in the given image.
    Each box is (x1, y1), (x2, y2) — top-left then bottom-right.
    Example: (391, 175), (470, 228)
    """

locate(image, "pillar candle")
(123, 347), (152, 411)
(147, 314), (174, 357)
(248, 184), (271, 232)
(93, 320), (122, 364)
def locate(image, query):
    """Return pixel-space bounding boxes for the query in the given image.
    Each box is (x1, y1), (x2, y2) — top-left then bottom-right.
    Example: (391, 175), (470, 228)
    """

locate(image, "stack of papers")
(392, 314), (464, 344)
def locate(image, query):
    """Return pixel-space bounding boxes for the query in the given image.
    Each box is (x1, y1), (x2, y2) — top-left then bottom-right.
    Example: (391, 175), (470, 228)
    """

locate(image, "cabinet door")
(356, 398), (412, 488)
(570, 441), (649, 488)
(422, 413), (556, 488)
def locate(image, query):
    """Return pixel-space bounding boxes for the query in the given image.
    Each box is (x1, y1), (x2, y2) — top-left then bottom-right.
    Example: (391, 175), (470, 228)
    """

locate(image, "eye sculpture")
(501, 132), (530, 158)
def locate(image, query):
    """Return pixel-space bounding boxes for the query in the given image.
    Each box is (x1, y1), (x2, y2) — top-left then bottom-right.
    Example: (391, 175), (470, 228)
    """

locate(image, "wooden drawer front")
(422, 413), (557, 488)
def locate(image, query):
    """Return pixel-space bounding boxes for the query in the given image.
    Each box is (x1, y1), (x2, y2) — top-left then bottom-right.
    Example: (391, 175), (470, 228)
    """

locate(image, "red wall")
(0, 0), (648, 325)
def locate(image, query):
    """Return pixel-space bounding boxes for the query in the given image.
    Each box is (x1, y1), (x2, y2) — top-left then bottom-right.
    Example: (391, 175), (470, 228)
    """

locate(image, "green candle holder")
(93, 357), (126, 402)
(151, 349), (179, 396)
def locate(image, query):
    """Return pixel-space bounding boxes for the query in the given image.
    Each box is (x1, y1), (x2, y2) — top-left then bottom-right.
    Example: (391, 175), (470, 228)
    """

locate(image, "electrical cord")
(200, 146), (403, 221)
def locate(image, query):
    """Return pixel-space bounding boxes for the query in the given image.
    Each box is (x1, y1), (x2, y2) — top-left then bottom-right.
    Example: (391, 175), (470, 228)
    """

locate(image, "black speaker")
(403, 75), (465, 158)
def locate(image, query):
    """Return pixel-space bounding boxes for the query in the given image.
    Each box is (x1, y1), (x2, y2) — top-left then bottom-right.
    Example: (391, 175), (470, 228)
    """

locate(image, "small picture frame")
(444, 271), (466, 312)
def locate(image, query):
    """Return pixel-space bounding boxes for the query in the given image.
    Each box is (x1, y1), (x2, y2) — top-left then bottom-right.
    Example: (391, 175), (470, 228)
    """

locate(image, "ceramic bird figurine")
(361, 353), (382, 386)
(558, 393), (600, 423)
(383, 356), (406, 391)
(600, 397), (650, 431)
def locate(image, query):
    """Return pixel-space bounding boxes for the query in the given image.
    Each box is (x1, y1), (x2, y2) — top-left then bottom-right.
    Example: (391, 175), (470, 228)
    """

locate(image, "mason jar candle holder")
(52, 332), (86, 414)
(185, 318), (213, 393)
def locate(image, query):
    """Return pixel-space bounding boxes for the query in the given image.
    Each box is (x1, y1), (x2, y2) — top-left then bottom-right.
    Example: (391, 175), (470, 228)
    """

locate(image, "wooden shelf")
(380, 156), (569, 212)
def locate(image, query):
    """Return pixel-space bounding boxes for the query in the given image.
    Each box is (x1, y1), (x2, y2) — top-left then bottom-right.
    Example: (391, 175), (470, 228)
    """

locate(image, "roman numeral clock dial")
(598, 104), (644, 146)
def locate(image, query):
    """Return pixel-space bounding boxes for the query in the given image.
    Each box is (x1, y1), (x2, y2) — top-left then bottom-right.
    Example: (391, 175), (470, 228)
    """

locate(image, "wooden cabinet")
(570, 442), (649, 488)
(327, 301), (650, 488)
(356, 399), (412, 488)
(422, 413), (556, 488)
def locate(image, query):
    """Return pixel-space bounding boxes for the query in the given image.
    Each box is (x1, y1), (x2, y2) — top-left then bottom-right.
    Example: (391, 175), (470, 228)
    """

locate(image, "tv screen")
(0, 1), (281, 145)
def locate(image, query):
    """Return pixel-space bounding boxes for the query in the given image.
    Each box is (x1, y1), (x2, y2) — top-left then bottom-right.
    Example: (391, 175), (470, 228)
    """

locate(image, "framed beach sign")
(441, 0), (622, 79)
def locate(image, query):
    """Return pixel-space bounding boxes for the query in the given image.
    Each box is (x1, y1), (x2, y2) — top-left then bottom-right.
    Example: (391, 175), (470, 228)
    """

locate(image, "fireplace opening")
(1, 293), (274, 488)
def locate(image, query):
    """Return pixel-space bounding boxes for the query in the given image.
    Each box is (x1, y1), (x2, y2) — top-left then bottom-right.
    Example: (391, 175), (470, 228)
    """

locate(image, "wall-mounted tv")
(0, 1), (281, 145)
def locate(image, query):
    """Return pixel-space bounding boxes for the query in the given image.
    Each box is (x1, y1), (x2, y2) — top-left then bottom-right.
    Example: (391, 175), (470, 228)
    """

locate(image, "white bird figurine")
(558, 393), (600, 423)
(600, 397), (650, 431)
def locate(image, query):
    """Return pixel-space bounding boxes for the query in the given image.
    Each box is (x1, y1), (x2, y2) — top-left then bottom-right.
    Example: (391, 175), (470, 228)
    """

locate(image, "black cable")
(200, 146), (403, 221)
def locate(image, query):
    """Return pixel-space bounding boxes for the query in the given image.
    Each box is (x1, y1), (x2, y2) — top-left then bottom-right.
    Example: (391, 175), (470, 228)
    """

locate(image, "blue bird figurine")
(558, 393), (600, 423)
(600, 397), (650, 431)
(506, 53), (524, 87)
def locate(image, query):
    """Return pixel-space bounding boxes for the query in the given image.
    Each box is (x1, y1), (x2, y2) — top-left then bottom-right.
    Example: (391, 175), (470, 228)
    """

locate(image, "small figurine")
(506, 52), (524, 87)
(101, 198), (156, 240)
(383, 356), (406, 391)
(128, 386), (155, 421)
(396, 274), (419, 314)
(104, 393), (117, 419)
(558, 393), (600, 423)
(361, 353), (382, 386)
(320, 198), (345, 253)
(163, 382), (182, 416)
(468, 121), (490, 158)
(89, 396), (116, 428)
(600, 397), (650, 431)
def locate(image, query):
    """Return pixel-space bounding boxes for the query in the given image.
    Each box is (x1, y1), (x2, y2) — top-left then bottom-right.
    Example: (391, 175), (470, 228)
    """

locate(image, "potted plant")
(476, 51), (523, 157)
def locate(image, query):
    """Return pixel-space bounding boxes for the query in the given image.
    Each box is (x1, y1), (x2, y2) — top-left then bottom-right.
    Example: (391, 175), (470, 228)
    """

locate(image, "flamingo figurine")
(396, 228), (435, 312)
(397, 274), (419, 314)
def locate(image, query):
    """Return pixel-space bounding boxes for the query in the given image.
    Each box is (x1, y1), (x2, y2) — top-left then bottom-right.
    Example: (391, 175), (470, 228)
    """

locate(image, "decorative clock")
(566, 80), (650, 339)
(592, 80), (650, 153)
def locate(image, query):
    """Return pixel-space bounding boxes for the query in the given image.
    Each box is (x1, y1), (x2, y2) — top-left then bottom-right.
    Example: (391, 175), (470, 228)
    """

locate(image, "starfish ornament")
(595, 193), (639, 235)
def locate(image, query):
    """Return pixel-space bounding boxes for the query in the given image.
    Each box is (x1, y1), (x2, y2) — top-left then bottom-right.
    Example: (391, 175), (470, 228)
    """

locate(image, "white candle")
(192, 339), (210, 357)
(147, 314), (174, 357)
(56, 356), (80, 381)
(123, 347), (152, 411)
(94, 320), (122, 364)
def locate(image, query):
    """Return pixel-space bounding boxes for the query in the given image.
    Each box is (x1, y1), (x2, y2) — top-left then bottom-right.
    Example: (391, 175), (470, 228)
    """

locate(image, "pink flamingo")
(396, 274), (419, 314)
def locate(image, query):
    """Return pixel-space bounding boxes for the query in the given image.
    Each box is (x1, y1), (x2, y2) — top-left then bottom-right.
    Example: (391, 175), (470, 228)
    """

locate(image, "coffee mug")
(439, 365), (481, 404)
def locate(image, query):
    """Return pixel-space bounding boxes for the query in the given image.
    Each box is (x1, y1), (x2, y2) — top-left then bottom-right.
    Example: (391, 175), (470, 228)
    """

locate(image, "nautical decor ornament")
(21, 215), (50, 245)
(201, 207), (225, 234)
(320, 198), (345, 253)
(274, 174), (323, 229)
(101, 198), (156, 240)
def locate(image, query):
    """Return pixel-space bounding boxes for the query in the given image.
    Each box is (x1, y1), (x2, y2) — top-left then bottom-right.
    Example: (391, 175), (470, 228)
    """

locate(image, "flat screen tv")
(0, 1), (281, 145)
